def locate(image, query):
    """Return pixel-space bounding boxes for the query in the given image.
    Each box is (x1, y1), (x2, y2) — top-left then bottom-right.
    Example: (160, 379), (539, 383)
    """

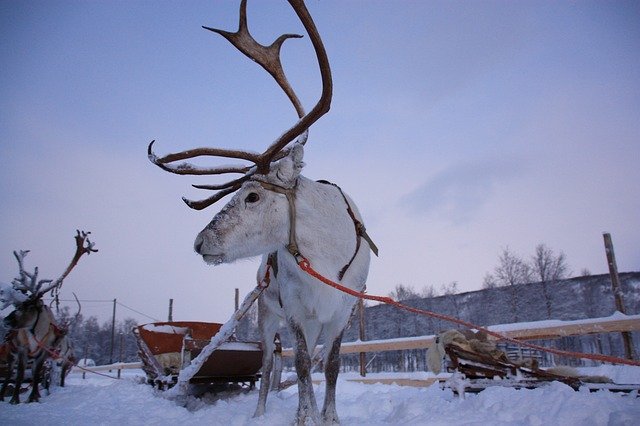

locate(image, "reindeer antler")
(11, 230), (97, 301)
(148, 0), (332, 210)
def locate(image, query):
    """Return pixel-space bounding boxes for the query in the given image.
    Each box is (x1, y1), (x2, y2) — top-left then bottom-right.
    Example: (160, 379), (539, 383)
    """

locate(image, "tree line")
(388, 243), (581, 301)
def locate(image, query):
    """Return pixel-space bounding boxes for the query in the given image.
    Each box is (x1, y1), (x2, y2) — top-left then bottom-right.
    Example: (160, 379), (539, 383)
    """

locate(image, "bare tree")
(530, 243), (570, 318)
(482, 273), (498, 289)
(493, 247), (533, 287)
(420, 284), (438, 298)
(580, 268), (591, 277)
(439, 281), (459, 295)
(484, 247), (531, 322)
(531, 243), (570, 283)
(388, 284), (420, 301)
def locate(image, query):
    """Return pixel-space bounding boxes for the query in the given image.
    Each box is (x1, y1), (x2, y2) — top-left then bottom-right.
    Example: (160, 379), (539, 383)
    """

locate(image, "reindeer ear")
(272, 143), (305, 186)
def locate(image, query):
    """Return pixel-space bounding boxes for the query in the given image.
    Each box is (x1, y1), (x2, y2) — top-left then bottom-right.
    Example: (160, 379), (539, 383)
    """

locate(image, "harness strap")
(256, 181), (301, 258)
(317, 180), (379, 279)
(256, 178), (379, 280)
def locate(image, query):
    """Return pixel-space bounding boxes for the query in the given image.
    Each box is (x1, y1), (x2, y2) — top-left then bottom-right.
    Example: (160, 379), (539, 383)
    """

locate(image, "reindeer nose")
(194, 235), (204, 254)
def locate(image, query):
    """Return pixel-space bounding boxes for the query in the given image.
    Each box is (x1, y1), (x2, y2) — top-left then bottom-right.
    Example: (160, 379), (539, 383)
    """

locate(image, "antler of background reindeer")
(148, 0), (332, 210)
(11, 230), (97, 304)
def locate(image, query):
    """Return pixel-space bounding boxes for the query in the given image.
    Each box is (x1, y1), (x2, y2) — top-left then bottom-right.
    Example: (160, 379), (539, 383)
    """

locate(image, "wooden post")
(109, 298), (116, 367)
(235, 288), (240, 311)
(117, 333), (124, 379)
(359, 298), (366, 377)
(82, 343), (88, 380)
(168, 298), (173, 322)
(603, 232), (635, 360)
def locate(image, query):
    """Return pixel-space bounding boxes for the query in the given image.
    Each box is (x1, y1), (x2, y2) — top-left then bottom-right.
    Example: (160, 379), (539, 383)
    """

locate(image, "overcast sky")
(1, 1), (638, 324)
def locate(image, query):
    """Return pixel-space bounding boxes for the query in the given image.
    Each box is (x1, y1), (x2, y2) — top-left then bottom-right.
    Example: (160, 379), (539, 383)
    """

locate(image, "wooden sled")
(444, 343), (640, 394)
(133, 321), (262, 391)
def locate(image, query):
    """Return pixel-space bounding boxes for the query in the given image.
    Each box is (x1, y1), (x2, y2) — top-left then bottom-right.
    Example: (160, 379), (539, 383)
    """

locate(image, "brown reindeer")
(0, 231), (96, 404)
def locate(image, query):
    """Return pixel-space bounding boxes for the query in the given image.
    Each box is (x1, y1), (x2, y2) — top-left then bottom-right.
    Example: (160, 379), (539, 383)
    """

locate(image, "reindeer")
(0, 231), (96, 404)
(51, 334), (76, 388)
(148, 1), (376, 423)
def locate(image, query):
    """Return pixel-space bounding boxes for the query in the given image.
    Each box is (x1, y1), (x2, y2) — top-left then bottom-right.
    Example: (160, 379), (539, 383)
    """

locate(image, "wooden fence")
(281, 313), (640, 357)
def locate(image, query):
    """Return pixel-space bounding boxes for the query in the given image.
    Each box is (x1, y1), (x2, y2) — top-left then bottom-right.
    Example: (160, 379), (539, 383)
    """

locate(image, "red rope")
(296, 257), (640, 367)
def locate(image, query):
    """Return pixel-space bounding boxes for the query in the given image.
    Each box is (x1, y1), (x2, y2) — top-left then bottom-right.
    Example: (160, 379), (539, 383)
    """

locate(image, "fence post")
(82, 343), (88, 380)
(117, 332), (124, 379)
(603, 232), (635, 360)
(359, 298), (366, 377)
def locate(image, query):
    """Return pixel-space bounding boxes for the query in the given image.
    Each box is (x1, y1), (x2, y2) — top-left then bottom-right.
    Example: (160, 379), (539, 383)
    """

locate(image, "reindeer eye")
(245, 192), (260, 204)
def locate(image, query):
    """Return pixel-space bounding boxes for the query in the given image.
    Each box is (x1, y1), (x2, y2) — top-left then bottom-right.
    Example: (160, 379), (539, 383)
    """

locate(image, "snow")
(141, 324), (190, 334)
(3, 368), (639, 425)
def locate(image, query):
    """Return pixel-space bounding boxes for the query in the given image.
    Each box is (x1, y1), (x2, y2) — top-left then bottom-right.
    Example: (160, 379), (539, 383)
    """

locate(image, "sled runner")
(133, 321), (262, 390)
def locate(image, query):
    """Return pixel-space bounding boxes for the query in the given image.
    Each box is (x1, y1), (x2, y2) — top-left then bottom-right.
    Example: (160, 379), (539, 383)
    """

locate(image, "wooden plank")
(282, 315), (640, 357)
(309, 377), (441, 387)
(71, 361), (143, 373)
(345, 377), (440, 387)
(494, 317), (640, 341)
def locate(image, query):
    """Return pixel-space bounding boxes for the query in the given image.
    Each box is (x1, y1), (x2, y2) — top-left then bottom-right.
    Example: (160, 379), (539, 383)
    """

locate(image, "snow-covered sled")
(444, 343), (640, 394)
(133, 321), (262, 390)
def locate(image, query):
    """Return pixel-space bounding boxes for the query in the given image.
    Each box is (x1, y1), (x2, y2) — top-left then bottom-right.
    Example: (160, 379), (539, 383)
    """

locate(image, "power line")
(116, 301), (160, 322)
(42, 298), (161, 322)
(43, 298), (113, 303)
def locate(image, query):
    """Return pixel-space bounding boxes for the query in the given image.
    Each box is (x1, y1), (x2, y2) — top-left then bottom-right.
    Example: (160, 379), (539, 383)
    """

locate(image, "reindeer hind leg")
(289, 320), (319, 425)
(321, 331), (344, 425)
(27, 352), (46, 403)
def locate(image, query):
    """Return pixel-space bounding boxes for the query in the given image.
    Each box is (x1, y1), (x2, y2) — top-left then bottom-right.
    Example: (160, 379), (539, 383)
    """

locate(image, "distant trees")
(482, 244), (571, 320)
(483, 244), (570, 289)
(388, 282), (460, 301)
(531, 244), (570, 283)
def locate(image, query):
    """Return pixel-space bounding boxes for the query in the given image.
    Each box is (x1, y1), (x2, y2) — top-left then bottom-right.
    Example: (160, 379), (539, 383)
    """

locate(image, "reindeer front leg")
(10, 351), (26, 404)
(290, 320), (319, 425)
(0, 351), (16, 402)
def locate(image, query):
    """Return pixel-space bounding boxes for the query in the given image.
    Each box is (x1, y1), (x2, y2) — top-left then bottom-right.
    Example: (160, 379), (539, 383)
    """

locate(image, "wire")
(116, 301), (161, 322)
(43, 298), (113, 303)
(41, 298), (161, 323)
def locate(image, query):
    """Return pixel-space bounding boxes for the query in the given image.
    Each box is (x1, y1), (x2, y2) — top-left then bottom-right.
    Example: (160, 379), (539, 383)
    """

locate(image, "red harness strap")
(296, 256), (640, 367)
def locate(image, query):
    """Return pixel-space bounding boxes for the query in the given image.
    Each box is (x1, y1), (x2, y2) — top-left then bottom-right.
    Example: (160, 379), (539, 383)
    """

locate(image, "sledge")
(444, 343), (640, 394)
(133, 321), (262, 390)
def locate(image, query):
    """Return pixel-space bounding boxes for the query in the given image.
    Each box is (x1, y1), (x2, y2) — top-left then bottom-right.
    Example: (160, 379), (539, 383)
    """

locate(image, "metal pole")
(109, 298), (116, 366)
(603, 232), (635, 360)
(168, 298), (173, 322)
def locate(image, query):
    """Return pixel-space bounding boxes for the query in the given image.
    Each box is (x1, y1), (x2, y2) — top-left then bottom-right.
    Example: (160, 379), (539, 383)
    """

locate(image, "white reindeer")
(148, 1), (376, 423)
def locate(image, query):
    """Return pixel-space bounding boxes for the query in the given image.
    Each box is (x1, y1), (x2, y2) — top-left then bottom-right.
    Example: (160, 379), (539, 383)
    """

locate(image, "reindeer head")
(148, 0), (332, 265)
(194, 143), (305, 264)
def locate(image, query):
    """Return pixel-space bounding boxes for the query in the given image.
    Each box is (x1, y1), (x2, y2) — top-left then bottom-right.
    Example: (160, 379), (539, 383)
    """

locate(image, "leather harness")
(257, 178), (378, 282)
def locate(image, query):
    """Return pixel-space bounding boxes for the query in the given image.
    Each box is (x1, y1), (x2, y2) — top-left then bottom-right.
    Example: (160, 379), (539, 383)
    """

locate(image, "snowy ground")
(3, 367), (640, 425)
